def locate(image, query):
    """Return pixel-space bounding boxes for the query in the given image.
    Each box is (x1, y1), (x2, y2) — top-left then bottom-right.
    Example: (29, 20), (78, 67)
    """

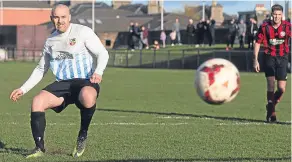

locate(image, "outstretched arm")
(19, 45), (51, 94)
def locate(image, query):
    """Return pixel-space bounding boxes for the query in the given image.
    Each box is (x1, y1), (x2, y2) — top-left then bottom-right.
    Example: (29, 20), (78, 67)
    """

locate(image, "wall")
(1, 9), (51, 25)
(97, 32), (119, 49)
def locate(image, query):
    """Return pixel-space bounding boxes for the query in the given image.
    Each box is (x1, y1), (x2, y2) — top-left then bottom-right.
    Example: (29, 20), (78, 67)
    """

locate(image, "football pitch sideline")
(0, 62), (290, 162)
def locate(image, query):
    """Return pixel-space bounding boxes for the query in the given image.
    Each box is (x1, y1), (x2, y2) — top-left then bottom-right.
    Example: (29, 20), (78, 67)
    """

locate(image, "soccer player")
(253, 4), (291, 122)
(9, 4), (109, 158)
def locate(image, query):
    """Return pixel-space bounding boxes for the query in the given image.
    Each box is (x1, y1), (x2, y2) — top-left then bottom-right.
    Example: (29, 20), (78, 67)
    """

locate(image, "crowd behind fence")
(0, 47), (279, 72)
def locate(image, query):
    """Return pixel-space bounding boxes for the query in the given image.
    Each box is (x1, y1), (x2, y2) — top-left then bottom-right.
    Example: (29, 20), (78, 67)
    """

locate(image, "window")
(78, 19), (86, 24)
(95, 19), (103, 24)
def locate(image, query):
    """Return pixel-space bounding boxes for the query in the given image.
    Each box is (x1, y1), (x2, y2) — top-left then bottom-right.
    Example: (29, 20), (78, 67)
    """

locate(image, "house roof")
(41, 2), (197, 32)
(2, 1), (51, 8)
(160, 13), (193, 31)
(71, 17), (153, 32)
(70, 2), (111, 16)
(118, 3), (148, 15)
(75, 8), (134, 19)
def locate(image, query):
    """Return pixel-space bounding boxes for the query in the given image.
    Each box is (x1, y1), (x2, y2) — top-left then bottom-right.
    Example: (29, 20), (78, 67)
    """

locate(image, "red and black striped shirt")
(255, 20), (291, 56)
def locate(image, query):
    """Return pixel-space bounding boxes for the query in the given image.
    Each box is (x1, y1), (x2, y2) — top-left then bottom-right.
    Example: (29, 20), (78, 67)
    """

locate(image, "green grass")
(108, 44), (235, 67)
(0, 62), (291, 162)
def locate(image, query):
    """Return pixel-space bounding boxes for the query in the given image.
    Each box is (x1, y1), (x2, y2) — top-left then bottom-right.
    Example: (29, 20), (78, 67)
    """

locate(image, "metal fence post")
(196, 49), (200, 68)
(112, 49), (116, 67)
(22, 49), (25, 62)
(12, 47), (15, 60)
(126, 50), (129, 67)
(33, 50), (36, 62)
(139, 49), (142, 67)
(167, 50), (170, 69)
(245, 51), (249, 71)
(181, 49), (185, 69)
(212, 49), (215, 58)
(153, 49), (156, 68)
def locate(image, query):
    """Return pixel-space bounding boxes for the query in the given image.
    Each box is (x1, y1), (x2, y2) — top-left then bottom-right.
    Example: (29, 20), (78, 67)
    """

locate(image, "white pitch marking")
(158, 116), (190, 119)
(1, 113), (291, 126)
(217, 121), (292, 126)
(3, 122), (189, 126)
(94, 122), (188, 126)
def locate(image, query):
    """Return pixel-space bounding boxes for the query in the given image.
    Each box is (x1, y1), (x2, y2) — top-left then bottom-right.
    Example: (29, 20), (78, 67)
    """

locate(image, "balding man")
(9, 4), (109, 158)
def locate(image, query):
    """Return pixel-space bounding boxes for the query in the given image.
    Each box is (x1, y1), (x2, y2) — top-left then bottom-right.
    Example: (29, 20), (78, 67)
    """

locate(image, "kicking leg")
(27, 90), (64, 158)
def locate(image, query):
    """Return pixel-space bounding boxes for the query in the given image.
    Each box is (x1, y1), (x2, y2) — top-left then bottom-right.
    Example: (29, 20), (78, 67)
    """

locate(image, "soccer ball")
(195, 58), (240, 105)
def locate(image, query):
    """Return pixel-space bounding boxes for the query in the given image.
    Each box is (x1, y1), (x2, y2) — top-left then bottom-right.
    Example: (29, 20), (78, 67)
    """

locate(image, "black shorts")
(263, 54), (288, 81)
(43, 79), (100, 113)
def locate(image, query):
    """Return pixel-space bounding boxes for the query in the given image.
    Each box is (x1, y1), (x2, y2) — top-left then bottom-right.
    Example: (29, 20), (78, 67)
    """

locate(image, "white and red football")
(195, 58), (240, 104)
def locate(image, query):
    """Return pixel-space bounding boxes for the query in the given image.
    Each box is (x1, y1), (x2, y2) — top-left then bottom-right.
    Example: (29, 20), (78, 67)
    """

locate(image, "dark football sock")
(30, 112), (46, 151)
(274, 90), (284, 106)
(79, 104), (96, 137)
(267, 91), (274, 104)
(267, 91), (275, 112)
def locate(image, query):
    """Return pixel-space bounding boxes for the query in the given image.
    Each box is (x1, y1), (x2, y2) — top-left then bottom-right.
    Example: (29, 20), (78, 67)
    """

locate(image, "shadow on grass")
(76, 156), (292, 162)
(0, 140), (28, 156)
(0, 140), (71, 157)
(97, 108), (291, 126)
(80, 156), (291, 162)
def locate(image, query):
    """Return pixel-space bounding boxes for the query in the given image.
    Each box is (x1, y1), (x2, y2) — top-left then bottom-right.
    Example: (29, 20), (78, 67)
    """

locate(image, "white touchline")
(1, 113), (291, 126)
(158, 116), (190, 119)
(217, 122), (292, 126)
(3, 122), (189, 126)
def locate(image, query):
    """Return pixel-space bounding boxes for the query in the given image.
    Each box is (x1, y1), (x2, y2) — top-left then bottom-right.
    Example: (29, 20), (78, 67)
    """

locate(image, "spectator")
(128, 22), (135, 50)
(186, 19), (195, 45)
(246, 18), (258, 50)
(196, 19), (205, 47)
(152, 40), (160, 50)
(133, 22), (141, 50)
(160, 30), (166, 48)
(170, 31), (176, 46)
(238, 19), (246, 48)
(172, 18), (181, 45)
(205, 20), (213, 47)
(226, 18), (238, 51)
(141, 26), (149, 49)
(210, 19), (216, 46)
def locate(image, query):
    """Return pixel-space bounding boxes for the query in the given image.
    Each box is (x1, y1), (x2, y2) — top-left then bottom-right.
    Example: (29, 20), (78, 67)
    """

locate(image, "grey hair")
(51, 3), (70, 16)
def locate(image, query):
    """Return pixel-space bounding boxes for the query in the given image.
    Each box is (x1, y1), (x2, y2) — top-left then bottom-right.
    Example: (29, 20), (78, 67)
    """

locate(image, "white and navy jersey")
(20, 23), (109, 94)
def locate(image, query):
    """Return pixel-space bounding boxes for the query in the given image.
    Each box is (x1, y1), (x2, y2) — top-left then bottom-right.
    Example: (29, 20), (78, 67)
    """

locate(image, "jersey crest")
(280, 31), (286, 37)
(69, 38), (76, 46)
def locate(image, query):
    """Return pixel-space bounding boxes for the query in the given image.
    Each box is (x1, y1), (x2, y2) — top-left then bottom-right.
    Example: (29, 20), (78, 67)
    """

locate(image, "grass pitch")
(0, 62), (291, 162)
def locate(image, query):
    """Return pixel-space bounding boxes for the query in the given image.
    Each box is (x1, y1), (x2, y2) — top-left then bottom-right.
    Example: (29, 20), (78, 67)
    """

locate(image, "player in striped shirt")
(253, 4), (291, 123)
(9, 4), (109, 158)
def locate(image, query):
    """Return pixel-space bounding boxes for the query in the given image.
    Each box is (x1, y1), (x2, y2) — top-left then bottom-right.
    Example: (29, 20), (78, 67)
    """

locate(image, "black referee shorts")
(42, 79), (100, 113)
(263, 54), (288, 81)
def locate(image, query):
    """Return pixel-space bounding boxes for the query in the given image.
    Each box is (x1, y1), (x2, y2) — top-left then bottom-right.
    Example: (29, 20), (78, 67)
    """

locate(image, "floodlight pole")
(160, 0), (164, 30)
(285, 0), (289, 20)
(202, 1), (205, 21)
(92, 0), (95, 32)
(0, 0), (3, 25)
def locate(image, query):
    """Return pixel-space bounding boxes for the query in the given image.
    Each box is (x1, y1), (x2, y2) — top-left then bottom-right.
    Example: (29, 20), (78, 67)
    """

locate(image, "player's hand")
(253, 60), (260, 72)
(90, 73), (102, 84)
(9, 89), (24, 102)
